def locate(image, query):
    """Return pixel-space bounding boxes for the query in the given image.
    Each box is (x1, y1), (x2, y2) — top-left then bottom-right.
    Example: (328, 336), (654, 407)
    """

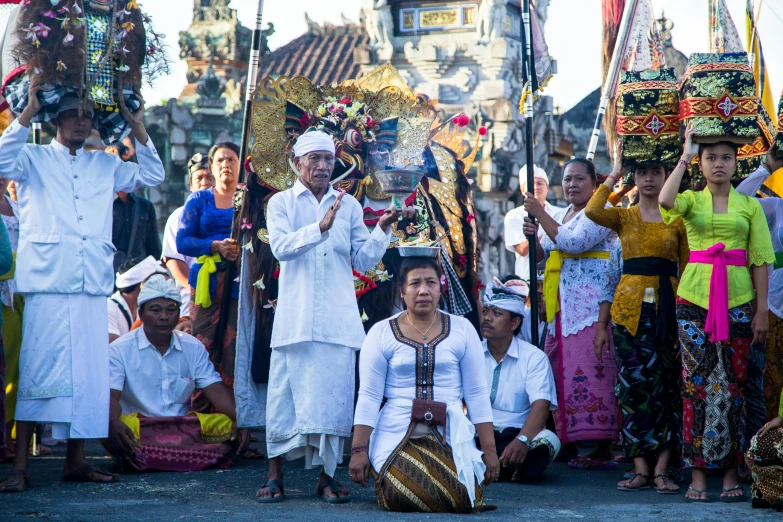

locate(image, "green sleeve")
(747, 197), (775, 268)
(660, 191), (694, 225)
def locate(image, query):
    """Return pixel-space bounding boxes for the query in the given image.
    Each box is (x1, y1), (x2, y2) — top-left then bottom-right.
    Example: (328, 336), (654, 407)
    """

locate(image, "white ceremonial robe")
(263, 180), (391, 472)
(0, 119), (165, 439)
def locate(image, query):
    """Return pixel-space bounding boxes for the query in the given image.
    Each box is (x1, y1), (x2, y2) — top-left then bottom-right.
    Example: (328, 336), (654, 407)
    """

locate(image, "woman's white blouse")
(354, 312), (493, 472)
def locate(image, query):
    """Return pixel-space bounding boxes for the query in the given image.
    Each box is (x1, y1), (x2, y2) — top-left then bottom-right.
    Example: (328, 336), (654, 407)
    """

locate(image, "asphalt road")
(0, 440), (779, 522)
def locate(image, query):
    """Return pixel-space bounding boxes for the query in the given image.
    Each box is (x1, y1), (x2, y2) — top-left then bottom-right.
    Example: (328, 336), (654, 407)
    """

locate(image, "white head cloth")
(115, 256), (167, 289)
(56, 93), (95, 117)
(482, 277), (528, 316)
(138, 274), (182, 307)
(519, 164), (549, 192)
(293, 130), (335, 158)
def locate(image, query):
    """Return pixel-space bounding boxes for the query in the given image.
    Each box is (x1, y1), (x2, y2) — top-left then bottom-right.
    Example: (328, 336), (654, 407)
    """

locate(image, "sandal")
(0, 470), (30, 493)
(617, 473), (651, 492)
(719, 485), (747, 503)
(62, 463), (119, 483)
(316, 477), (351, 504)
(684, 486), (708, 503)
(239, 447), (266, 460)
(256, 479), (285, 504)
(653, 474), (680, 495)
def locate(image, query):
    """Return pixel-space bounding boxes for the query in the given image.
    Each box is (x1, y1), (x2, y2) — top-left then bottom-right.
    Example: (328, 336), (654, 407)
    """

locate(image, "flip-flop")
(653, 474), (680, 495)
(256, 479), (285, 504)
(62, 463), (118, 483)
(684, 486), (708, 503)
(617, 473), (651, 492)
(719, 485), (747, 503)
(567, 457), (618, 471)
(316, 478), (351, 504)
(239, 447), (266, 460)
(0, 470), (30, 493)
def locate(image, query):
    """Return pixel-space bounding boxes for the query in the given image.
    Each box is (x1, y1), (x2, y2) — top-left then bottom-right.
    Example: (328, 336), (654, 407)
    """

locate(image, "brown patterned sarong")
(372, 427), (485, 514)
(764, 312), (783, 420)
(746, 427), (783, 510)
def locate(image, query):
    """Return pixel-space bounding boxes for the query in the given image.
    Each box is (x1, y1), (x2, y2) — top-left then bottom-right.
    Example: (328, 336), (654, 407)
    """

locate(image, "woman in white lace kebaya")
(524, 159), (620, 469)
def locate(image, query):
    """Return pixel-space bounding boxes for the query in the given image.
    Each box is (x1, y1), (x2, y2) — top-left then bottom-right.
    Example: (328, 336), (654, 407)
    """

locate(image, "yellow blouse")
(660, 187), (775, 310)
(586, 185), (688, 335)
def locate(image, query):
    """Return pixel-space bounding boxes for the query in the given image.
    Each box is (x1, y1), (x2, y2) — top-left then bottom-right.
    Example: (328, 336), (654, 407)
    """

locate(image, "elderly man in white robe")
(0, 83), (164, 492)
(257, 131), (414, 504)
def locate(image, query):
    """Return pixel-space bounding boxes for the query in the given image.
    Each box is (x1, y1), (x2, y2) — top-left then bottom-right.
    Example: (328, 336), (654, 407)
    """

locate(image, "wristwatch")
(516, 435), (529, 447)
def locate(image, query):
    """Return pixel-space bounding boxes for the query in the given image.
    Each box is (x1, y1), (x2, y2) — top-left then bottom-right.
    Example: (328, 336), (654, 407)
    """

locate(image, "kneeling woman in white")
(349, 256), (500, 513)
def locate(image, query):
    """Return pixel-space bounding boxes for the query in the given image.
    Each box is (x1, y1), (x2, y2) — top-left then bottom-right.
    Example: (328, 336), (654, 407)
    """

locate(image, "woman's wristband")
(351, 445), (369, 455)
(676, 159), (690, 170)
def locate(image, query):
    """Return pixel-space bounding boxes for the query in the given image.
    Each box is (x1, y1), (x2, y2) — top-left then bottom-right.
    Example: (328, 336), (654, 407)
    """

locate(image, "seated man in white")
(478, 277), (561, 481)
(107, 275), (248, 472)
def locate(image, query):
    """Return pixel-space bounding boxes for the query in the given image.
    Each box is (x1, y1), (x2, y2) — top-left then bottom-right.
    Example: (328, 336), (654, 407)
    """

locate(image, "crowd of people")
(0, 86), (780, 515)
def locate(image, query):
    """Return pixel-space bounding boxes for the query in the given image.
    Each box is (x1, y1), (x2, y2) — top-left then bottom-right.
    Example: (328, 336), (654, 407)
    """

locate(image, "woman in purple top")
(176, 142), (241, 413)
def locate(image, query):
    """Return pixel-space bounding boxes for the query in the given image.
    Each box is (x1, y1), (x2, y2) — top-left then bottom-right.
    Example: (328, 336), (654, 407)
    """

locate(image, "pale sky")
(141, 0), (783, 112)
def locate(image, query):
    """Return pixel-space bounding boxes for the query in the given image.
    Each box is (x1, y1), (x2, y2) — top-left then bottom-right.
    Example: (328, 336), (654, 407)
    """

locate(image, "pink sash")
(689, 242), (747, 342)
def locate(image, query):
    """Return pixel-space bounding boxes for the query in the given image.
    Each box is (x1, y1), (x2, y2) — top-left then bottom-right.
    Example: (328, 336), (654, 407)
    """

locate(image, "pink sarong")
(104, 416), (234, 472)
(544, 314), (619, 444)
(689, 242), (747, 343)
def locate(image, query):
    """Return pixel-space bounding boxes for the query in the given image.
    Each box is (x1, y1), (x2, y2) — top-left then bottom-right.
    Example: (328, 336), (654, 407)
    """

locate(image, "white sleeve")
(735, 166), (769, 196)
(109, 342), (126, 392)
(267, 194), (329, 261)
(161, 210), (185, 262)
(504, 208), (527, 252)
(0, 119), (32, 183)
(190, 337), (223, 389)
(113, 137), (165, 193)
(554, 214), (613, 254)
(107, 301), (122, 336)
(525, 351), (558, 410)
(351, 199), (392, 273)
(354, 323), (388, 428)
(460, 320), (493, 425)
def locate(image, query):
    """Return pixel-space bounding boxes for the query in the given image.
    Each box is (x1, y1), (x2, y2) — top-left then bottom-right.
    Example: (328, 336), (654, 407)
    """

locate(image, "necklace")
(406, 311), (439, 340)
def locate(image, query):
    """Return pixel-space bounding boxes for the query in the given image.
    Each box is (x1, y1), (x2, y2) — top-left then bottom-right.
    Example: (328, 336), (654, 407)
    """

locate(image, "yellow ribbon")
(544, 250), (611, 323)
(194, 412), (234, 444)
(195, 254), (222, 308)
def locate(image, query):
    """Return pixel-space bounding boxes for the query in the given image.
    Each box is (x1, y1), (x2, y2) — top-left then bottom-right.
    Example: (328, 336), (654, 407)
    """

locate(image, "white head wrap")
(482, 277), (528, 316)
(138, 275), (182, 307)
(56, 93), (94, 117)
(519, 164), (549, 192)
(293, 130), (335, 158)
(115, 256), (167, 289)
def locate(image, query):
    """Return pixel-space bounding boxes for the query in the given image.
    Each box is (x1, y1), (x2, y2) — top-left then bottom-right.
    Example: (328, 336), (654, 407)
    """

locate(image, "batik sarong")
(190, 272), (238, 413)
(764, 312), (783, 420)
(746, 427), (783, 511)
(104, 414), (234, 472)
(373, 427), (488, 514)
(544, 314), (619, 444)
(614, 302), (681, 458)
(678, 298), (752, 469)
(746, 338), (768, 448)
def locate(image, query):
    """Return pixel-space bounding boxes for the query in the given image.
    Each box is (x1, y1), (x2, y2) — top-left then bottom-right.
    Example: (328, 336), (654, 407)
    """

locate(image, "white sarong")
(265, 341), (355, 477)
(15, 293), (109, 439)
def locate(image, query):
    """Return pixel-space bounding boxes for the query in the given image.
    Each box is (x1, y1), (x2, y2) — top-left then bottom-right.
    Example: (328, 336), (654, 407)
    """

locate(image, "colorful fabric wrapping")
(679, 53), (759, 145)
(3, 76), (141, 145)
(119, 412), (233, 445)
(544, 251), (611, 323)
(776, 90), (783, 160)
(746, 426), (783, 510)
(689, 243), (747, 342)
(615, 68), (681, 168)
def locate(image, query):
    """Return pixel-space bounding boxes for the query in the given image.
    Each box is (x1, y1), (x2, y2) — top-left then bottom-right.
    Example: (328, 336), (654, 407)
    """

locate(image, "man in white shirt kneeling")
(107, 275), (248, 472)
(478, 278), (561, 482)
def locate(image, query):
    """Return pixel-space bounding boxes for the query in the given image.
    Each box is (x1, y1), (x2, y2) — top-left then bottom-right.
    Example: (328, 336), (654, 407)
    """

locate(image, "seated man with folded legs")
(107, 275), (248, 472)
(478, 277), (561, 482)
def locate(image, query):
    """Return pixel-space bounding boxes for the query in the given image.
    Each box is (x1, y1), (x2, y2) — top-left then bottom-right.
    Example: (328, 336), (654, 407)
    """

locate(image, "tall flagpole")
(522, 0), (539, 346)
(215, 0), (265, 362)
(586, 0), (639, 160)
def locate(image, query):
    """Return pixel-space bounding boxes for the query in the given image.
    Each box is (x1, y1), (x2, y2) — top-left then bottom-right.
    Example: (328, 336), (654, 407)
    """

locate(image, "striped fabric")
(373, 432), (487, 514)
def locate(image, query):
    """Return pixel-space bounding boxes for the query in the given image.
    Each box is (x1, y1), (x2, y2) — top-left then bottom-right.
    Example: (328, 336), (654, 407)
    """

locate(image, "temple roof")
(258, 16), (368, 86)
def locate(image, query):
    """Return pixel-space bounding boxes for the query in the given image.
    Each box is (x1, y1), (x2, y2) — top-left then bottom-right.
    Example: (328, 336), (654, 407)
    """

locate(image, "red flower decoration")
(339, 96), (352, 105)
(365, 117), (375, 128)
(457, 255), (468, 267)
(478, 126), (488, 136)
(453, 114), (470, 127)
(272, 269), (280, 279)
(466, 213), (476, 224)
(300, 113), (311, 130)
(473, 280), (485, 295)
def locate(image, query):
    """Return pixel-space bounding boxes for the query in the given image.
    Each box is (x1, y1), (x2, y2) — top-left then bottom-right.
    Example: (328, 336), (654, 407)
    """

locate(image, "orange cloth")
(585, 185), (689, 336)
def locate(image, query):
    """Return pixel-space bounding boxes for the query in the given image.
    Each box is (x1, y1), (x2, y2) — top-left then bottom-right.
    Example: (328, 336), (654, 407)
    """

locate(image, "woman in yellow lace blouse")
(659, 127), (774, 503)
(586, 147), (688, 494)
